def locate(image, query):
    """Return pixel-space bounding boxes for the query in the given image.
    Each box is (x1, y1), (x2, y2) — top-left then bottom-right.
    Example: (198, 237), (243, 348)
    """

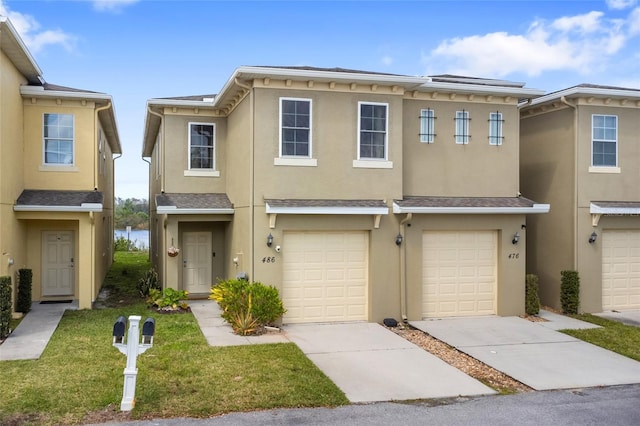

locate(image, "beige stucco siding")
(403, 99), (521, 197)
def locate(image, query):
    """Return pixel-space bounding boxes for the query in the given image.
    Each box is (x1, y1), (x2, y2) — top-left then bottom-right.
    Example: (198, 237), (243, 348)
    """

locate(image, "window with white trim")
(280, 98), (311, 157)
(454, 110), (470, 144)
(592, 114), (617, 167)
(44, 113), (74, 165)
(488, 112), (503, 146)
(419, 108), (436, 143)
(189, 123), (215, 169)
(358, 102), (388, 159)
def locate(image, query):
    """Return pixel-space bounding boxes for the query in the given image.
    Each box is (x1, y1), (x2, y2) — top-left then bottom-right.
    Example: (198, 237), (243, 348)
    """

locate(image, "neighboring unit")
(0, 17), (121, 309)
(143, 66), (547, 324)
(520, 84), (640, 313)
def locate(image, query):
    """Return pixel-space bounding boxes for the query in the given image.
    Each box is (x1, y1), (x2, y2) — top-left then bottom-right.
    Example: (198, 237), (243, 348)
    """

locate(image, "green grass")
(561, 314), (640, 362)
(0, 251), (348, 425)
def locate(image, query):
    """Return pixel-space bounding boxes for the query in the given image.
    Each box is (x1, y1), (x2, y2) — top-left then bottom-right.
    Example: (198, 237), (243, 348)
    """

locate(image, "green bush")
(16, 268), (33, 313)
(148, 287), (189, 310)
(210, 279), (286, 335)
(525, 274), (540, 315)
(0, 276), (12, 339)
(561, 270), (580, 314)
(114, 236), (139, 252)
(137, 268), (160, 297)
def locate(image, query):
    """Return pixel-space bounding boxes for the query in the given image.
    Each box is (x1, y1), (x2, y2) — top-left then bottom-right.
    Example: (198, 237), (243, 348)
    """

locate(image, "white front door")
(42, 231), (74, 296)
(183, 232), (212, 294)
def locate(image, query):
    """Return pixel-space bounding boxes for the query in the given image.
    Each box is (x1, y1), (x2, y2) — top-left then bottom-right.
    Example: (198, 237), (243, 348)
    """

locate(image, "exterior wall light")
(512, 232), (520, 245)
(395, 234), (403, 246)
(267, 233), (274, 247)
(589, 231), (598, 244)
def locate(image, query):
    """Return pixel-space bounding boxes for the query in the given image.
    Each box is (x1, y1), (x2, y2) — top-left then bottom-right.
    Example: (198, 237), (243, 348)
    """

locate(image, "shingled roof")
(155, 193), (234, 214)
(14, 190), (104, 212)
(393, 196), (549, 214)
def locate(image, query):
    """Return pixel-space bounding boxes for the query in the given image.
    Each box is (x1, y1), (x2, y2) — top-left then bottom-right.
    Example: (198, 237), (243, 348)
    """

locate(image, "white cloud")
(607, 0), (637, 10)
(0, 0), (75, 53)
(92, 0), (140, 12)
(381, 55), (393, 66)
(426, 9), (636, 78)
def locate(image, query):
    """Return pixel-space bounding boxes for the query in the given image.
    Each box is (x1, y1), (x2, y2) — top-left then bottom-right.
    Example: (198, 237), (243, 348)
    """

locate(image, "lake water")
(114, 229), (149, 250)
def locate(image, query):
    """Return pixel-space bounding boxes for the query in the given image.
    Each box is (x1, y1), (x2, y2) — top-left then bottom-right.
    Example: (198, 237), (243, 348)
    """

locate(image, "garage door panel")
(603, 230), (640, 310)
(422, 230), (497, 318)
(283, 231), (368, 323)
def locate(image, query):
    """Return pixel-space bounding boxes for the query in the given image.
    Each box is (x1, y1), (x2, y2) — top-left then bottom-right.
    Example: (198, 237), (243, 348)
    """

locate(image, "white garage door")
(422, 230), (497, 318)
(282, 231), (368, 323)
(602, 230), (640, 311)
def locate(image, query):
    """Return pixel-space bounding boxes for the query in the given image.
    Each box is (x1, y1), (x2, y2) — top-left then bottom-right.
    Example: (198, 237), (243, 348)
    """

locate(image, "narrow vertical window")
(420, 108), (436, 143)
(280, 98), (311, 157)
(488, 112), (504, 146)
(359, 102), (388, 159)
(44, 113), (74, 165)
(592, 114), (617, 167)
(189, 123), (215, 169)
(455, 110), (470, 144)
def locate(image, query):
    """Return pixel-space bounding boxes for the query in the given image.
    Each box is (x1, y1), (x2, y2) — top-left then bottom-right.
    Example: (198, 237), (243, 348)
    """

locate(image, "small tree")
(561, 270), (580, 314)
(0, 276), (12, 338)
(525, 274), (540, 315)
(16, 268), (33, 313)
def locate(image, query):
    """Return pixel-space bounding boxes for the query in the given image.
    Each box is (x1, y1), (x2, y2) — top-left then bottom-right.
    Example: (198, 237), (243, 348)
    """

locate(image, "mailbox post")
(112, 315), (155, 411)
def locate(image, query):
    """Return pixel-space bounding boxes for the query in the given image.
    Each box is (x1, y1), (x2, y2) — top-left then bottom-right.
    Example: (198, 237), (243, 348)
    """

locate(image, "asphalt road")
(97, 384), (640, 426)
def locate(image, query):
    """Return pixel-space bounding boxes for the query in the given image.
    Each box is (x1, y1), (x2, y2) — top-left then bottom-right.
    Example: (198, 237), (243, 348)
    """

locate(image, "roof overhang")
(265, 199), (389, 229)
(157, 206), (235, 215)
(392, 204), (550, 214)
(590, 202), (640, 226)
(393, 196), (550, 214)
(523, 86), (640, 108)
(265, 203), (388, 216)
(0, 17), (43, 84)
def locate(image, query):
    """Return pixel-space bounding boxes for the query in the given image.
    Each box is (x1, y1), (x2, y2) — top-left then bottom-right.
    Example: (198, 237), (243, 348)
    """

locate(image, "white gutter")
(266, 204), (389, 215)
(392, 203), (550, 214)
(590, 203), (640, 215)
(20, 85), (113, 101)
(419, 81), (544, 97)
(156, 206), (235, 215)
(528, 86), (640, 107)
(14, 203), (103, 213)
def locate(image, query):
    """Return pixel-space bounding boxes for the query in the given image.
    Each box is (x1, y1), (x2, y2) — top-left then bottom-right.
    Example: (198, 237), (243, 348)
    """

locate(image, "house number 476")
(508, 253), (520, 259)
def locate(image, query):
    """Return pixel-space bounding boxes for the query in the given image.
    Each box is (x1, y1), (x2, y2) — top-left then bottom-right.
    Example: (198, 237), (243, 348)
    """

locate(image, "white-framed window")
(43, 113), (74, 165)
(280, 98), (312, 157)
(358, 102), (388, 159)
(455, 110), (470, 144)
(592, 114), (617, 167)
(420, 108), (436, 143)
(488, 112), (504, 146)
(188, 122), (215, 170)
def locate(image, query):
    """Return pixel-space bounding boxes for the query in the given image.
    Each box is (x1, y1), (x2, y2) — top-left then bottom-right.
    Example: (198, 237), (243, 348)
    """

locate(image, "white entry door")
(183, 232), (212, 294)
(42, 231), (74, 296)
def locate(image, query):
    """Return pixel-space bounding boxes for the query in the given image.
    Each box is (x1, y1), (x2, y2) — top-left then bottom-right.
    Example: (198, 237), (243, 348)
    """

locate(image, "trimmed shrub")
(561, 270), (580, 314)
(0, 276), (12, 339)
(210, 279), (286, 335)
(137, 268), (160, 297)
(16, 268), (33, 313)
(525, 274), (540, 315)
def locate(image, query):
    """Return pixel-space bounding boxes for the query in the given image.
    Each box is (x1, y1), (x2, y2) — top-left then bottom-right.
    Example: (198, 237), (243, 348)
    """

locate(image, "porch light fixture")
(512, 232), (520, 245)
(266, 233), (274, 247)
(395, 234), (403, 246)
(589, 231), (598, 244)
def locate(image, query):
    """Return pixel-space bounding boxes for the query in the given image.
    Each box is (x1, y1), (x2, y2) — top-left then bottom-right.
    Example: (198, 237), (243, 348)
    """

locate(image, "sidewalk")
(0, 301), (77, 361)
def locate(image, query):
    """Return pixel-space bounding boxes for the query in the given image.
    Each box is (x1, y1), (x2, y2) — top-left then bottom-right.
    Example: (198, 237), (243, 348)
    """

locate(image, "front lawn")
(561, 314), (640, 362)
(0, 252), (348, 425)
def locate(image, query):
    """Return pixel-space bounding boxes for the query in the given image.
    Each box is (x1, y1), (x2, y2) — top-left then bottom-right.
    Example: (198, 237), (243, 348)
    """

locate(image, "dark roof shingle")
(394, 196), (537, 208)
(16, 190), (103, 206)
(156, 193), (232, 209)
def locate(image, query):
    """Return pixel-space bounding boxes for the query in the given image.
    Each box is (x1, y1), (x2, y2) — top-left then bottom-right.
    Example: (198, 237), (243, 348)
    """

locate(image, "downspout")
(94, 102), (111, 191)
(234, 78), (255, 279)
(399, 212), (412, 322)
(560, 96), (578, 268)
(142, 157), (152, 262)
(147, 107), (165, 193)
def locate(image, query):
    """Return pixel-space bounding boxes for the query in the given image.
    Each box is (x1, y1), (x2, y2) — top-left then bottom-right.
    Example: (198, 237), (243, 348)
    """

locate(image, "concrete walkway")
(595, 310), (640, 327)
(411, 312), (640, 391)
(0, 301), (77, 361)
(191, 300), (495, 403)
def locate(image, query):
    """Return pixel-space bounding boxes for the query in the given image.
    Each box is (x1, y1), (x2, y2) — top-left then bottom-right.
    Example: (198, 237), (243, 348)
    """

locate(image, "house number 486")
(262, 257), (276, 263)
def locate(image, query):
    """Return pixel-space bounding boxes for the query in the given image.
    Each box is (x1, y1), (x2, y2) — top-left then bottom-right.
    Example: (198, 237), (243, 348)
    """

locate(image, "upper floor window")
(44, 113), (74, 165)
(420, 108), (436, 143)
(455, 110), (470, 144)
(359, 102), (388, 159)
(189, 123), (215, 169)
(592, 114), (617, 167)
(280, 98), (311, 157)
(488, 112), (504, 146)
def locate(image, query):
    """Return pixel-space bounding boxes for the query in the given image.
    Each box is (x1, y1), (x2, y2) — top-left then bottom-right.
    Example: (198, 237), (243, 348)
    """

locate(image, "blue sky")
(2, 0), (639, 199)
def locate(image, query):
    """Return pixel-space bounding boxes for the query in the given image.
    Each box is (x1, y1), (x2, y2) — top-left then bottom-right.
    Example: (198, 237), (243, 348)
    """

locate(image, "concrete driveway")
(283, 322), (495, 403)
(411, 312), (640, 391)
(595, 310), (640, 327)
